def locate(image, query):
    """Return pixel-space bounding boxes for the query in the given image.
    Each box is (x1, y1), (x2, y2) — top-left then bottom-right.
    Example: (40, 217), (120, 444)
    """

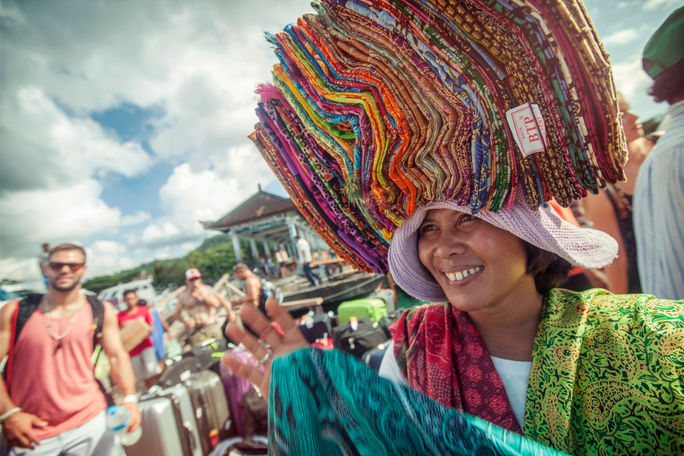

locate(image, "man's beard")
(51, 278), (80, 292)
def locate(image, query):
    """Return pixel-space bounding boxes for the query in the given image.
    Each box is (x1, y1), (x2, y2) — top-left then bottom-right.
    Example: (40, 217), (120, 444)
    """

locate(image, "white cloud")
(121, 212), (152, 227)
(0, 179), (148, 258)
(0, 258), (41, 284)
(0, 1), (316, 282)
(643, 0), (681, 10)
(0, 86), (152, 191)
(602, 29), (638, 45)
(611, 58), (650, 101)
(84, 240), (139, 279)
(137, 150), (268, 249)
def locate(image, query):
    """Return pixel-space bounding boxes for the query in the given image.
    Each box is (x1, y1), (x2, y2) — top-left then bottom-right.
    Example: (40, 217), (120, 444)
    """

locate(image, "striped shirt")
(633, 100), (684, 299)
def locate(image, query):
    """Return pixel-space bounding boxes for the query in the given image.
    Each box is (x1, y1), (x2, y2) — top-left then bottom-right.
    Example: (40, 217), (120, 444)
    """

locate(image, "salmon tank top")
(10, 300), (106, 440)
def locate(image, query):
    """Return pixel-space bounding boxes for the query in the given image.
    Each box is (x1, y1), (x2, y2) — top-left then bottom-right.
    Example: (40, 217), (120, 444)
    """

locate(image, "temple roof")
(203, 190), (297, 231)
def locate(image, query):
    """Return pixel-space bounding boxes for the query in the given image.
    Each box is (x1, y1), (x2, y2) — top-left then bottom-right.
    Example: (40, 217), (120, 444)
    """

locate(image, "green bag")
(165, 339), (182, 359)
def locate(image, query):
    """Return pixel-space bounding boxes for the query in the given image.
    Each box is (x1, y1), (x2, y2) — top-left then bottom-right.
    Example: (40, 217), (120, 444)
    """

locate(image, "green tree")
(83, 233), (269, 292)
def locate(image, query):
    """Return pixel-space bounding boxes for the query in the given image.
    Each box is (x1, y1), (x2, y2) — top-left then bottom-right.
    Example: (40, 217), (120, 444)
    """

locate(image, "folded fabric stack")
(249, 0), (626, 273)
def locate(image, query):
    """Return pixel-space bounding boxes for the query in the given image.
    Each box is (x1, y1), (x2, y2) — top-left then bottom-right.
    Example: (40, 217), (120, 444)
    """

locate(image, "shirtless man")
(230, 263), (265, 313)
(174, 268), (227, 347)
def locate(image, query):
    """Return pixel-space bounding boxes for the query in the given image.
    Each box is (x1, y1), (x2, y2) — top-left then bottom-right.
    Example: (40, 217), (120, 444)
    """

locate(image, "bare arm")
(158, 311), (173, 337)
(582, 193), (628, 293)
(101, 301), (141, 432)
(216, 292), (237, 323)
(173, 295), (187, 325)
(0, 301), (47, 448)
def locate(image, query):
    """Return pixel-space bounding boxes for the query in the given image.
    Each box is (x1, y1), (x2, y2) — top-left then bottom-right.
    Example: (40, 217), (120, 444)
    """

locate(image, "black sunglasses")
(49, 262), (85, 272)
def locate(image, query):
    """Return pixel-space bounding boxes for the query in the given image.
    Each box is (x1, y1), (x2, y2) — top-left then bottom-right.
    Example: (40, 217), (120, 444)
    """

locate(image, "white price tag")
(505, 103), (548, 157)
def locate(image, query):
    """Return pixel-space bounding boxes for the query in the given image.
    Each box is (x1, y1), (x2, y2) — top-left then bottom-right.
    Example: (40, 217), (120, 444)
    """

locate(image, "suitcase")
(332, 317), (390, 358)
(125, 384), (203, 456)
(157, 356), (202, 388)
(184, 370), (232, 454)
(337, 298), (387, 324)
(219, 347), (262, 437)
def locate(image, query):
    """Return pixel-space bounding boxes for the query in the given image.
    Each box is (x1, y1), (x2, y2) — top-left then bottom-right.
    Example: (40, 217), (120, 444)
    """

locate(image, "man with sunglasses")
(174, 268), (227, 347)
(0, 243), (140, 455)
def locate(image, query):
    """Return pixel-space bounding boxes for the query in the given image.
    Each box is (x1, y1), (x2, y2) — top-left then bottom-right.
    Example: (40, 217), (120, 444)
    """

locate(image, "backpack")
(257, 280), (275, 314)
(4, 293), (105, 393)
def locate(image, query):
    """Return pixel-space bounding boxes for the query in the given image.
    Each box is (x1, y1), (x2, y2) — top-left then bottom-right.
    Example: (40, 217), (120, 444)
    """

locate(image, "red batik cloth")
(391, 302), (522, 434)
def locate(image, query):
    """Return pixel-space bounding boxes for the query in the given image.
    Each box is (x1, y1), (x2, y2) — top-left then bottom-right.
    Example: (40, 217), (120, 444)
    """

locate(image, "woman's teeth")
(445, 266), (483, 282)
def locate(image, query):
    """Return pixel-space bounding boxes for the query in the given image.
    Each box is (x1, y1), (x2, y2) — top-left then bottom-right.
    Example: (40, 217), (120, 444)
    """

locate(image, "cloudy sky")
(0, 0), (679, 283)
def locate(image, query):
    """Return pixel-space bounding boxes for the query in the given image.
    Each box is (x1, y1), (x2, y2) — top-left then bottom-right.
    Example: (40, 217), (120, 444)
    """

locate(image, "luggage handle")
(183, 420), (199, 454)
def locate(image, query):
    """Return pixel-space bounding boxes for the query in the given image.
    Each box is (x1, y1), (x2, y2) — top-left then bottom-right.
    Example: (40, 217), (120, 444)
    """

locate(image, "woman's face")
(619, 99), (643, 143)
(417, 208), (537, 314)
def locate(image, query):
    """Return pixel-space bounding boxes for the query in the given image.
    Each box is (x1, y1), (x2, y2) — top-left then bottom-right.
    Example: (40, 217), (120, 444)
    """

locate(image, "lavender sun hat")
(388, 192), (618, 302)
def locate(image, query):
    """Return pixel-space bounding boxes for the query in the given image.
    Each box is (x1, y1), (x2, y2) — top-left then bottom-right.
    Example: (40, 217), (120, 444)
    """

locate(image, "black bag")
(379, 309), (406, 335)
(221, 439), (268, 456)
(157, 357), (203, 387)
(297, 313), (332, 343)
(182, 338), (228, 373)
(332, 317), (390, 359)
(242, 388), (268, 438)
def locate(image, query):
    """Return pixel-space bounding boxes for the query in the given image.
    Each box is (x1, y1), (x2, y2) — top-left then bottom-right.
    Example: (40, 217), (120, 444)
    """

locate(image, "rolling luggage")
(125, 384), (203, 456)
(219, 347), (262, 437)
(332, 317), (390, 359)
(337, 298), (387, 324)
(157, 356), (202, 387)
(184, 369), (232, 454)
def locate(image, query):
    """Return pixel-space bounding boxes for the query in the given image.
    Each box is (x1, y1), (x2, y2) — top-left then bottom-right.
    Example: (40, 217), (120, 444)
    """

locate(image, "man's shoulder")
(246, 275), (262, 286)
(201, 284), (216, 293)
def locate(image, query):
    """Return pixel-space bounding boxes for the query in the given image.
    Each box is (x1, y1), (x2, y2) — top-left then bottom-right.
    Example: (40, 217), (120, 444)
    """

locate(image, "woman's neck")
(469, 291), (543, 361)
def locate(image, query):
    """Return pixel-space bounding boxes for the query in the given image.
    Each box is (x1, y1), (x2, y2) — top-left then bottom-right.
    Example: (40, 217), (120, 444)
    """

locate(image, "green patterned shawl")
(525, 288), (684, 454)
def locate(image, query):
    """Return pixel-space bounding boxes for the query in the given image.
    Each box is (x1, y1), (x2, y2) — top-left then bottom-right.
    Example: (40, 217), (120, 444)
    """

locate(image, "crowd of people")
(1, 2), (682, 455)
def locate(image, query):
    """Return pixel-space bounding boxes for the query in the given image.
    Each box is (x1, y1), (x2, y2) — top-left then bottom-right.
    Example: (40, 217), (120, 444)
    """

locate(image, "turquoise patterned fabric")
(268, 348), (565, 455)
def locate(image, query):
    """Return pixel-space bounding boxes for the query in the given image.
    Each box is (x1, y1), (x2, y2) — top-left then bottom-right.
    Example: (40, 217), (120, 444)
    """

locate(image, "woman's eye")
(418, 224), (435, 236)
(459, 214), (474, 223)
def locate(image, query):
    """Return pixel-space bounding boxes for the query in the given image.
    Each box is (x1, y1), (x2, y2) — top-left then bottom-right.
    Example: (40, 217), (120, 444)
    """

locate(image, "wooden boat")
(281, 271), (384, 310)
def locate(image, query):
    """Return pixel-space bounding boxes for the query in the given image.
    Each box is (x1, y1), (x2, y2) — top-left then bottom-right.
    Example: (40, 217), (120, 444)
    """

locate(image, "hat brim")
(388, 196), (617, 302)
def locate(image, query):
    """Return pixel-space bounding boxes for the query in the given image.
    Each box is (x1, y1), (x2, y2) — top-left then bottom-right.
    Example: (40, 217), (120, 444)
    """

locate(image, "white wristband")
(0, 407), (21, 424)
(122, 394), (138, 404)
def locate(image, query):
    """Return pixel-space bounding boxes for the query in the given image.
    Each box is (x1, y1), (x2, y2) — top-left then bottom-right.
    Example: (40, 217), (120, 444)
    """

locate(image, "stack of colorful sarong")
(249, 0), (627, 273)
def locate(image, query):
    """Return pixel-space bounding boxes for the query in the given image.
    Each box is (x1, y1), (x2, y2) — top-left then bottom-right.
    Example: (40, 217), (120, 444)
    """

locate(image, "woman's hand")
(222, 296), (308, 399)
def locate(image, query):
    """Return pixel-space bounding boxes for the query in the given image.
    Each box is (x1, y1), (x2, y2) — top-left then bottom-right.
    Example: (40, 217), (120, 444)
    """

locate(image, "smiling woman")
(416, 210), (533, 317)
(219, 0), (684, 454)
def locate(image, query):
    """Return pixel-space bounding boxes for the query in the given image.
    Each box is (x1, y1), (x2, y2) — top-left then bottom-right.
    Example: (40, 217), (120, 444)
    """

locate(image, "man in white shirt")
(295, 236), (321, 287)
(633, 7), (684, 299)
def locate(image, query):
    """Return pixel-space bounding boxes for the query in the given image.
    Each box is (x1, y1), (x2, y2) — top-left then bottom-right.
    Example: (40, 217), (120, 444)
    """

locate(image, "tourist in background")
(633, 7), (684, 299)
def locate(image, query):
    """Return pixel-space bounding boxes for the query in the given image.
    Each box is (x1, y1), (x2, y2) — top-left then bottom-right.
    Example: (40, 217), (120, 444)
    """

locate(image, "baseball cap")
(388, 192), (618, 302)
(642, 6), (684, 79)
(185, 268), (202, 280)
